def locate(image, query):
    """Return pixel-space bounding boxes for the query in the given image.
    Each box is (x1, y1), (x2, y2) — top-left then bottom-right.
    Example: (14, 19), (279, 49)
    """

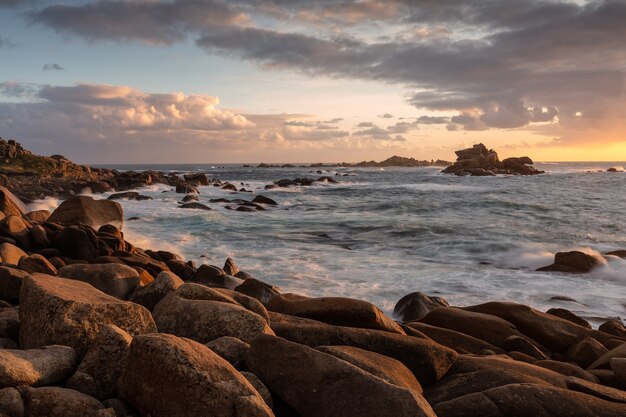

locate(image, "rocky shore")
(254, 156), (451, 169)
(0, 139), (625, 416)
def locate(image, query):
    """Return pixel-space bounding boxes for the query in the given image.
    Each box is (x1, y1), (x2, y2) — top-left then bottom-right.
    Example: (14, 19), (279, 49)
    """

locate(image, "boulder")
(0, 387), (24, 417)
(533, 360), (599, 383)
(205, 336), (250, 367)
(19, 274), (156, 356)
(223, 257), (239, 276)
(23, 210), (51, 223)
(153, 283), (273, 344)
(0, 243), (27, 266)
(107, 192), (152, 201)
(588, 342), (626, 370)
(252, 195), (277, 206)
(612, 357), (626, 384)
(18, 386), (114, 417)
(502, 335), (548, 360)
(566, 337), (608, 368)
(246, 334), (437, 417)
(537, 251), (601, 273)
(165, 259), (195, 280)
(419, 307), (524, 348)
(316, 345), (423, 394)
(66, 325), (132, 400)
(267, 294), (405, 334)
(119, 333), (273, 417)
(52, 225), (101, 262)
(0, 307), (19, 342)
(432, 383), (626, 417)
(17, 254), (58, 275)
(405, 322), (504, 354)
(0, 187), (26, 217)
(29, 224), (50, 248)
(241, 371), (273, 408)
(0, 345), (77, 387)
(178, 202), (211, 210)
(0, 216), (31, 250)
(234, 278), (280, 305)
(0, 266), (28, 302)
(183, 173), (209, 185)
(599, 319), (626, 337)
(393, 291), (449, 321)
(57, 263), (141, 300)
(129, 270), (183, 311)
(271, 318), (457, 384)
(191, 264), (226, 286)
(48, 196), (123, 230)
(566, 375), (626, 403)
(462, 302), (620, 353)
(546, 307), (591, 328)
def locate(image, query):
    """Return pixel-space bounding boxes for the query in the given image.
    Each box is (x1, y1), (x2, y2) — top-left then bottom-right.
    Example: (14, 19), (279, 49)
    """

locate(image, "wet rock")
(57, 263), (141, 300)
(611, 357), (626, 384)
(113, 250), (169, 276)
(24, 210), (51, 223)
(252, 195), (277, 206)
(537, 251), (601, 273)
(165, 259), (195, 281)
(190, 264), (226, 286)
(175, 182), (197, 194)
(66, 325), (132, 400)
(153, 283), (273, 344)
(19, 274), (156, 356)
(442, 144), (544, 176)
(180, 193), (198, 203)
(271, 318), (457, 384)
(267, 293), (405, 334)
(223, 257), (239, 276)
(393, 291), (449, 321)
(0, 345), (77, 387)
(48, 196), (123, 230)
(119, 333), (273, 417)
(221, 183), (238, 191)
(599, 319), (626, 337)
(205, 336), (250, 367)
(246, 334), (437, 417)
(107, 192), (152, 201)
(178, 202), (211, 211)
(235, 278), (281, 305)
(546, 307), (591, 328)
(183, 173), (209, 185)
(129, 270), (183, 311)
(17, 254), (58, 275)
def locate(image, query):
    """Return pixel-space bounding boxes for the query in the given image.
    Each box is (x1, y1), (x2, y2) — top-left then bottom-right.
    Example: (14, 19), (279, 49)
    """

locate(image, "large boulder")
(48, 196), (123, 230)
(119, 333), (273, 417)
(129, 270), (183, 310)
(419, 307), (525, 349)
(66, 325), (132, 400)
(271, 317), (457, 384)
(0, 187), (26, 217)
(393, 292), (449, 321)
(52, 225), (101, 262)
(17, 254), (58, 275)
(234, 278), (280, 305)
(18, 386), (114, 417)
(57, 264), (141, 300)
(246, 334), (437, 417)
(0, 345), (77, 388)
(19, 274), (156, 356)
(432, 383), (626, 417)
(267, 294), (404, 334)
(0, 266), (28, 302)
(153, 283), (273, 344)
(462, 302), (621, 353)
(0, 243), (27, 266)
(537, 251), (602, 273)
(405, 322), (505, 354)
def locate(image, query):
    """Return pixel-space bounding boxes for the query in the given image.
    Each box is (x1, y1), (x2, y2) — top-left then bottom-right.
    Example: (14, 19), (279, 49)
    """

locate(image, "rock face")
(57, 263), (141, 300)
(19, 274), (156, 356)
(267, 294), (405, 334)
(18, 386), (114, 417)
(119, 333), (274, 417)
(153, 283), (274, 344)
(393, 292), (449, 321)
(247, 334), (437, 417)
(0, 186), (27, 217)
(537, 251), (602, 273)
(0, 346), (77, 388)
(442, 143), (544, 176)
(48, 196), (124, 230)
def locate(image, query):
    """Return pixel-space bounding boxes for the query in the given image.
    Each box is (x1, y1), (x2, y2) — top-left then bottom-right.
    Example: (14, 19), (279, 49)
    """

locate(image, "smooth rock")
(537, 251), (602, 273)
(17, 254), (57, 275)
(566, 337), (608, 368)
(246, 334), (437, 417)
(393, 291), (449, 321)
(0, 187), (26, 217)
(18, 386), (114, 417)
(128, 270), (183, 311)
(205, 336), (250, 367)
(0, 266), (28, 302)
(57, 264), (140, 300)
(534, 360), (599, 383)
(405, 322), (504, 354)
(0, 243), (26, 266)
(19, 274), (156, 356)
(0, 345), (77, 388)
(547, 307), (591, 329)
(119, 333), (274, 417)
(48, 196), (123, 230)
(234, 278), (280, 305)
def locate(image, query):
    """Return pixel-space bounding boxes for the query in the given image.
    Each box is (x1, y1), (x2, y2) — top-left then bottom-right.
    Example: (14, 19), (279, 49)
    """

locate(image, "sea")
(29, 162), (626, 324)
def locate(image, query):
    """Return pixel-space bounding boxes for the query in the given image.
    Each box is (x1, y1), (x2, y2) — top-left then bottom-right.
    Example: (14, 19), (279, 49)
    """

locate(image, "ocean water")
(33, 162), (626, 324)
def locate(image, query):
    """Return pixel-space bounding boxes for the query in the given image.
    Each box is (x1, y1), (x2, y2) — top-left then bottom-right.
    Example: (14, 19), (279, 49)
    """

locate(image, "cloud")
(378, 113), (394, 118)
(42, 63), (65, 71)
(0, 36), (17, 48)
(21, 0), (626, 146)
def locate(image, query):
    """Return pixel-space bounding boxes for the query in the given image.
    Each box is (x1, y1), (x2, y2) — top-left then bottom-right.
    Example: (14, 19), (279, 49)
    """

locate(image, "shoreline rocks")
(443, 143), (544, 176)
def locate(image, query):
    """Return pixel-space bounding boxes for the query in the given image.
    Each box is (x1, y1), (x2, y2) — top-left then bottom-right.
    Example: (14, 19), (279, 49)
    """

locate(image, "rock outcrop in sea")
(0, 138), (624, 416)
(443, 143), (545, 176)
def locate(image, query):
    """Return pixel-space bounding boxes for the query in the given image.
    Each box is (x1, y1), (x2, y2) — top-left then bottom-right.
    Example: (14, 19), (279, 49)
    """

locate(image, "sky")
(0, 0), (625, 163)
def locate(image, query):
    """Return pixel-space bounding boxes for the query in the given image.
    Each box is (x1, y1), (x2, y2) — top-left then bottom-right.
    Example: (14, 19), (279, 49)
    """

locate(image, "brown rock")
(547, 307), (591, 329)
(119, 333), (273, 417)
(406, 322), (504, 354)
(48, 196), (123, 230)
(240, 371), (273, 408)
(271, 319), (457, 384)
(566, 337), (608, 368)
(19, 274), (156, 356)
(17, 254), (58, 275)
(0, 266), (28, 302)
(599, 319), (626, 337)
(433, 383), (626, 417)
(0, 387), (24, 417)
(19, 386), (114, 417)
(537, 251), (601, 273)
(534, 360), (599, 383)
(66, 325), (132, 400)
(223, 257), (239, 276)
(0, 243), (27, 266)
(23, 210), (51, 223)
(128, 270), (183, 311)
(57, 263), (140, 299)
(0, 216), (31, 250)
(566, 375), (626, 403)
(267, 293), (405, 334)
(205, 336), (250, 367)
(234, 278), (280, 305)
(153, 283), (273, 344)
(0, 187), (26, 217)
(393, 291), (449, 321)
(588, 342), (626, 370)
(503, 335), (548, 360)
(246, 334), (437, 417)
(0, 346), (77, 388)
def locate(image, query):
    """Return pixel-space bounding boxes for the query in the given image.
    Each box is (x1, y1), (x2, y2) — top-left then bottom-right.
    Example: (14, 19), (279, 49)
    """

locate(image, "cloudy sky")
(0, 0), (625, 163)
